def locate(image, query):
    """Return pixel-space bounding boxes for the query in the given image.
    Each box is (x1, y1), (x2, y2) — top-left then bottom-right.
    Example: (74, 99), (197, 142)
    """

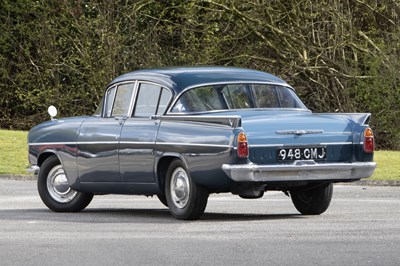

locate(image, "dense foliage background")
(0, 0), (399, 149)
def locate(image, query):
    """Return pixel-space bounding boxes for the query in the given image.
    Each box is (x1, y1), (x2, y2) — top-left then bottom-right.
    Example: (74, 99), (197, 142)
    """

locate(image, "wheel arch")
(36, 151), (81, 190)
(156, 154), (188, 193)
(37, 151), (61, 167)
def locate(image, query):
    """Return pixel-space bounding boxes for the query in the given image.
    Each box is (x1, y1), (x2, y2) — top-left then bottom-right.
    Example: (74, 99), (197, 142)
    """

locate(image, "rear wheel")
(290, 182), (333, 215)
(38, 155), (93, 212)
(165, 160), (208, 220)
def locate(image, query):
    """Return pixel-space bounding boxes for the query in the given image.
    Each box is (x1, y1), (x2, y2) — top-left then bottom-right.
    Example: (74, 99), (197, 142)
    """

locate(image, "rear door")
(119, 82), (172, 183)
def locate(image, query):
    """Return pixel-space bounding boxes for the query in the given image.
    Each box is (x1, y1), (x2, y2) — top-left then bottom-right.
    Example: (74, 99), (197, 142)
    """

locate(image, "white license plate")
(276, 147), (326, 161)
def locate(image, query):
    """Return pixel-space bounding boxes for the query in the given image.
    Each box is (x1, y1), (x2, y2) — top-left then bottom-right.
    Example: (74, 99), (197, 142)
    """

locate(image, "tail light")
(363, 127), (374, 153)
(237, 132), (249, 158)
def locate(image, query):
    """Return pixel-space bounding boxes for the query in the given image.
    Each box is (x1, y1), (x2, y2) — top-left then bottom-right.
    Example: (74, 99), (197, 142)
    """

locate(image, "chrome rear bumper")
(222, 161), (377, 182)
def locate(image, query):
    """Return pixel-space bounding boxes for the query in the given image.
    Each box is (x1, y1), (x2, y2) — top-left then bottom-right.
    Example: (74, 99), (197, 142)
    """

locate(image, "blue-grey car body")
(28, 67), (376, 216)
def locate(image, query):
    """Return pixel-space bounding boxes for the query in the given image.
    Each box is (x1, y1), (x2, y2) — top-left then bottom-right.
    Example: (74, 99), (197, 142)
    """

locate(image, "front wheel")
(290, 182), (333, 215)
(38, 155), (93, 212)
(165, 160), (208, 220)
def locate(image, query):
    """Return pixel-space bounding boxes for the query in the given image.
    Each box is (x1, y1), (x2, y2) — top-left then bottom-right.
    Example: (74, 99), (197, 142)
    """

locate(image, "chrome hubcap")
(170, 167), (190, 209)
(47, 165), (77, 203)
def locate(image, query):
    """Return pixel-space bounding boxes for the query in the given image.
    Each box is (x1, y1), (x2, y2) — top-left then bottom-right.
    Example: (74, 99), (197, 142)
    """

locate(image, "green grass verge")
(0, 130), (29, 175)
(372, 150), (400, 181)
(0, 130), (399, 180)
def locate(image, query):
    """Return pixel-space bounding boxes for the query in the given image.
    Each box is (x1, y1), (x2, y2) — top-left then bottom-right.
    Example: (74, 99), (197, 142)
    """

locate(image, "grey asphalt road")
(0, 179), (399, 266)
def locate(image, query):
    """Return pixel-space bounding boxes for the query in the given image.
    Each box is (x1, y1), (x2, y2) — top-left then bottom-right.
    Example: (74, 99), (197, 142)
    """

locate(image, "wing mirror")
(48, 105), (58, 120)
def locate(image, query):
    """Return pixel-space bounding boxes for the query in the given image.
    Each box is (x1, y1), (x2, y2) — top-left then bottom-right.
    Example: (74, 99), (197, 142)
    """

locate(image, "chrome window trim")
(168, 108), (311, 116)
(127, 81), (139, 118)
(102, 80), (174, 118)
(133, 81), (174, 117)
(166, 81), (307, 114)
(104, 85), (117, 117)
(103, 81), (138, 118)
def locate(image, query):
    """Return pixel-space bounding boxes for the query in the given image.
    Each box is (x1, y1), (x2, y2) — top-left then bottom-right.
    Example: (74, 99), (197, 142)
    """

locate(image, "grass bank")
(371, 150), (400, 181)
(0, 130), (29, 175)
(0, 130), (399, 180)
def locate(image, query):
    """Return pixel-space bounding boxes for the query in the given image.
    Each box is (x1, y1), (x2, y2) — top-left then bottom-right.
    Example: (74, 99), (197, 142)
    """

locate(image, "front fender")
(30, 148), (81, 190)
(28, 116), (89, 190)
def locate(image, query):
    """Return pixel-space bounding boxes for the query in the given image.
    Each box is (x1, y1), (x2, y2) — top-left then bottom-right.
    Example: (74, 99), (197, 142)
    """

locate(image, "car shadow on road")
(0, 208), (304, 224)
(201, 212), (303, 221)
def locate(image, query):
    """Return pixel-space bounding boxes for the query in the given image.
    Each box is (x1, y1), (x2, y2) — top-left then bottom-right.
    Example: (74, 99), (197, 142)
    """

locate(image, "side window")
(111, 83), (135, 117)
(252, 84), (279, 108)
(104, 83), (135, 118)
(171, 86), (224, 113)
(105, 86), (117, 117)
(134, 83), (171, 117)
(157, 88), (172, 115)
(276, 87), (302, 108)
(222, 84), (253, 109)
(93, 96), (104, 116)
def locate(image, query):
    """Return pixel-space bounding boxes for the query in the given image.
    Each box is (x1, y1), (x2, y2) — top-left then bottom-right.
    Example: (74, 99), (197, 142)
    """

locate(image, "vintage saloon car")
(28, 67), (377, 220)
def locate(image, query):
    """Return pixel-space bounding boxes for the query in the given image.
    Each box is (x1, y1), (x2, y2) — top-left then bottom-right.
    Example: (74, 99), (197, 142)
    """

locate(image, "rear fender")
(155, 153), (189, 192)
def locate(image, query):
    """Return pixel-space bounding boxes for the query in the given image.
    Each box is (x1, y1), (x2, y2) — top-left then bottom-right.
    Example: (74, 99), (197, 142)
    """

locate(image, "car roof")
(108, 66), (290, 94)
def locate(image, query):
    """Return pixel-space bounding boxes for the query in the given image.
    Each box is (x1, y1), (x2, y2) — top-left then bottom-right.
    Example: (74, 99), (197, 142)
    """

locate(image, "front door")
(77, 116), (123, 182)
(77, 83), (135, 183)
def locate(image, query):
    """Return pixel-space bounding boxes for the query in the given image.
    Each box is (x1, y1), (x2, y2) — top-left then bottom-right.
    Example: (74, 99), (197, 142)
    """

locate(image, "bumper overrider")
(27, 165), (40, 175)
(222, 160), (377, 182)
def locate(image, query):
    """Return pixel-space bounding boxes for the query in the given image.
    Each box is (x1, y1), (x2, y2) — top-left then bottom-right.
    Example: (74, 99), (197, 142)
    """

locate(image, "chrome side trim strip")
(30, 141), (354, 148)
(249, 144), (285, 148)
(77, 141), (118, 145)
(29, 142), (77, 146)
(30, 141), (232, 149)
(158, 142), (232, 148)
(249, 142), (353, 148)
(320, 142), (353, 145)
(119, 141), (154, 145)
